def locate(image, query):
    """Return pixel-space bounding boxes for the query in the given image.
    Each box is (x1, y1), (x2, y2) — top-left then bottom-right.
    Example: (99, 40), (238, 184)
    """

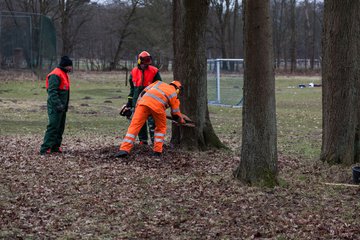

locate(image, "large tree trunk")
(172, 0), (224, 150)
(321, 0), (360, 165)
(234, 0), (278, 186)
(170, 0), (183, 144)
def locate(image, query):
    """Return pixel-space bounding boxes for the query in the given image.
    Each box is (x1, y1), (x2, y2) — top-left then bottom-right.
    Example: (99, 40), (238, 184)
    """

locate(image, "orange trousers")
(120, 105), (167, 153)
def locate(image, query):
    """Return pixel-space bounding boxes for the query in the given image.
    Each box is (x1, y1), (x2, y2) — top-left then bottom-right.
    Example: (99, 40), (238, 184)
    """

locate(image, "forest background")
(1, 0), (322, 72)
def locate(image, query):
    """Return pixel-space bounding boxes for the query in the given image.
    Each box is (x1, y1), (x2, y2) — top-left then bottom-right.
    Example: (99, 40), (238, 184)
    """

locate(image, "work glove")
(178, 117), (185, 124)
(172, 114), (185, 124)
(126, 99), (132, 108)
(120, 105), (133, 119)
(56, 104), (65, 112)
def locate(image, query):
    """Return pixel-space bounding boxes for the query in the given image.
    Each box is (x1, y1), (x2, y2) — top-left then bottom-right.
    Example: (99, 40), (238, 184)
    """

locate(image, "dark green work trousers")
(40, 109), (67, 153)
(138, 116), (155, 143)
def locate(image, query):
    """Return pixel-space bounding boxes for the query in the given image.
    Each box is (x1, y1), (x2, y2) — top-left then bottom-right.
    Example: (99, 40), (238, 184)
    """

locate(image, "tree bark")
(234, 0), (278, 186)
(170, 0), (183, 145)
(321, 0), (360, 165)
(290, 0), (296, 73)
(310, 0), (317, 70)
(304, 0), (310, 70)
(172, 0), (225, 150)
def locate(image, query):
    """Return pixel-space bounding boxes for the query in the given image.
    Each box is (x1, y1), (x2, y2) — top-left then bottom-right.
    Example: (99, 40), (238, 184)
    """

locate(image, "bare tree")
(310, 0), (317, 70)
(234, 0), (278, 186)
(321, 0), (360, 165)
(109, 0), (139, 70)
(303, 0), (312, 69)
(272, 0), (286, 69)
(172, 0), (224, 150)
(211, 0), (231, 59)
(57, 0), (92, 55)
(289, 0), (296, 72)
(231, 0), (240, 58)
(4, 0), (58, 15)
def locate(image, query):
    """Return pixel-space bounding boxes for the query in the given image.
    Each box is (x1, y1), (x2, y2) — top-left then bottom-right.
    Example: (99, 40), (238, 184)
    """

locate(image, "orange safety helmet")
(170, 80), (182, 94)
(137, 51), (152, 65)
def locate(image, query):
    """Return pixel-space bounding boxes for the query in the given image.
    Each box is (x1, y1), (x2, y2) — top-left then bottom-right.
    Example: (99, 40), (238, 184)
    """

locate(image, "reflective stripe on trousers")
(120, 104), (168, 153)
(120, 105), (150, 152)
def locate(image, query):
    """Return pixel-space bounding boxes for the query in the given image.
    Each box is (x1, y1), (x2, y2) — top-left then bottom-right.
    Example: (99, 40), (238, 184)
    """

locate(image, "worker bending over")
(115, 80), (184, 158)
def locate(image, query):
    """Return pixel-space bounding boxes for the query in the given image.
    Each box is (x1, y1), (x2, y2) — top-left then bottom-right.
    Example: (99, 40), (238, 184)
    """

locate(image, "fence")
(0, 11), (57, 77)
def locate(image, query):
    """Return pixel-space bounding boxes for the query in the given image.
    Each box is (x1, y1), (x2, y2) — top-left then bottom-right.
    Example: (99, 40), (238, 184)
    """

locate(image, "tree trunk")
(172, 0), (224, 150)
(290, 0), (296, 73)
(273, 0), (286, 69)
(321, 0), (360, 165)
(303, 0), (310, 70)
(231, 0), (239, 58)
(234, 0), (278, 186)
(170, 0), (183, 145)
(310, 0), (317, 70)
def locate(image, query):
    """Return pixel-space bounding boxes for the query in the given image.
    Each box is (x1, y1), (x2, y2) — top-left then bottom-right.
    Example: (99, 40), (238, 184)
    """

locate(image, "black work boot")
(152, 152), (161, 157)
(114, 150), (129, 158)
(40, 148), (51, 155)
(139, 141), (148, 145)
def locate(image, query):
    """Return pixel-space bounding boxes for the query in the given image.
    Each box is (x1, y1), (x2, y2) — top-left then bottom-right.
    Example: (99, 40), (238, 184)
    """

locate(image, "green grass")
(2, 72), (359, 239)
(207, 73), (244, 105)
(275, 76), (322, 160)
(0, 71), (322, 160)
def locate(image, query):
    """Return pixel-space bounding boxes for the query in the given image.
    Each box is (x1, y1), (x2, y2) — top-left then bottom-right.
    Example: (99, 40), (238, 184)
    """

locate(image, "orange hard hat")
(170, 80), (182, 95)
(138, 51), (152, 65)
(170, 80), (182, 89)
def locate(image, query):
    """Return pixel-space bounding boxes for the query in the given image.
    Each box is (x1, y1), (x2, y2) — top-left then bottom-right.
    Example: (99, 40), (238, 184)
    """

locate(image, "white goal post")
(207, 58), (244, 106)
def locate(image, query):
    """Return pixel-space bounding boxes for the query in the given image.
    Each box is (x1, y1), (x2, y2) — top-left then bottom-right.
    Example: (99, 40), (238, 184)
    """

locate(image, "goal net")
(207, 59), (244, 106)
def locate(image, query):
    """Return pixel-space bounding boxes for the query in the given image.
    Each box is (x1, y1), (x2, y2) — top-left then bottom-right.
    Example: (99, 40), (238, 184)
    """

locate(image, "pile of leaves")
(1, 135), (359, 239)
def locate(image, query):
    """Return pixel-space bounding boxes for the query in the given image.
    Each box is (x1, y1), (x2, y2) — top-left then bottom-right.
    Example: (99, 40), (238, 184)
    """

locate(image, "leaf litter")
(0, 135), (359, 239)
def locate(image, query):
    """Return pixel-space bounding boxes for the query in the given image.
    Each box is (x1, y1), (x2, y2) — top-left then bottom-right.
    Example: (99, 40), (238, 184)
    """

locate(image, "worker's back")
(138, 81), (178, 113)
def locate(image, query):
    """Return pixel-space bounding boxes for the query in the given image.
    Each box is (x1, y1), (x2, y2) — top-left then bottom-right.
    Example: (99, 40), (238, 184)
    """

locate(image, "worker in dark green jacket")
(40, 56), (73, 155)
(126, 51), (162, 145)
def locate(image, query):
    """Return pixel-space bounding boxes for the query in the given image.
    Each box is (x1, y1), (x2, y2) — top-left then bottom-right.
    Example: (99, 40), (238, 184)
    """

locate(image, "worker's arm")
(127, 74), (134, 107)
(169, 97), (184, 124)
(152, 71), (162, 82)
(47, 74), (64, 112)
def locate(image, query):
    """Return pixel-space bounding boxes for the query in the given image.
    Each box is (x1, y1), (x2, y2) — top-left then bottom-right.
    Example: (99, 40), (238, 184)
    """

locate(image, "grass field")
(1, 70), (359, 239)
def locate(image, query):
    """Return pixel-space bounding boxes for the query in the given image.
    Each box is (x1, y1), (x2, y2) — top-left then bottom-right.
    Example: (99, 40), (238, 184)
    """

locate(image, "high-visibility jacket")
(131, 65), (158, 87)
(46, 67), (70, 90)
(128, 65), (161, 107)
(137, 81), (183, 121)
(45, 67), (70, 112)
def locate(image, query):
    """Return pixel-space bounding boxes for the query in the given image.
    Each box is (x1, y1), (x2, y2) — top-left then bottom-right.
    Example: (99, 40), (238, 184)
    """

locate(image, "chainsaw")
(166, 113), (196, 128)
(119, 104), (132, 119)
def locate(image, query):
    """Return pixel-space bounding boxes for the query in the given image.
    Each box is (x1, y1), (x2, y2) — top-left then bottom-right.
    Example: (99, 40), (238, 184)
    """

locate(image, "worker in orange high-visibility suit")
(115, 80), (185, 158)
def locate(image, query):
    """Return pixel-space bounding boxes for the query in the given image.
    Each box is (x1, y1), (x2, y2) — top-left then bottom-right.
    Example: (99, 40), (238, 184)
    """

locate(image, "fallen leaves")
(0, 135), (359, 239)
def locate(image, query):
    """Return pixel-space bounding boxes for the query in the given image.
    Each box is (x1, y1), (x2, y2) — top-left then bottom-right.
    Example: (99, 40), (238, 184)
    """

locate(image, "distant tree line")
(1, 0), (323, 72)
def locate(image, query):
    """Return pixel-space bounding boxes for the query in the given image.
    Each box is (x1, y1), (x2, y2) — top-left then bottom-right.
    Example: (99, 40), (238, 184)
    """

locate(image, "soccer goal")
(207, 58), (244, 107)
